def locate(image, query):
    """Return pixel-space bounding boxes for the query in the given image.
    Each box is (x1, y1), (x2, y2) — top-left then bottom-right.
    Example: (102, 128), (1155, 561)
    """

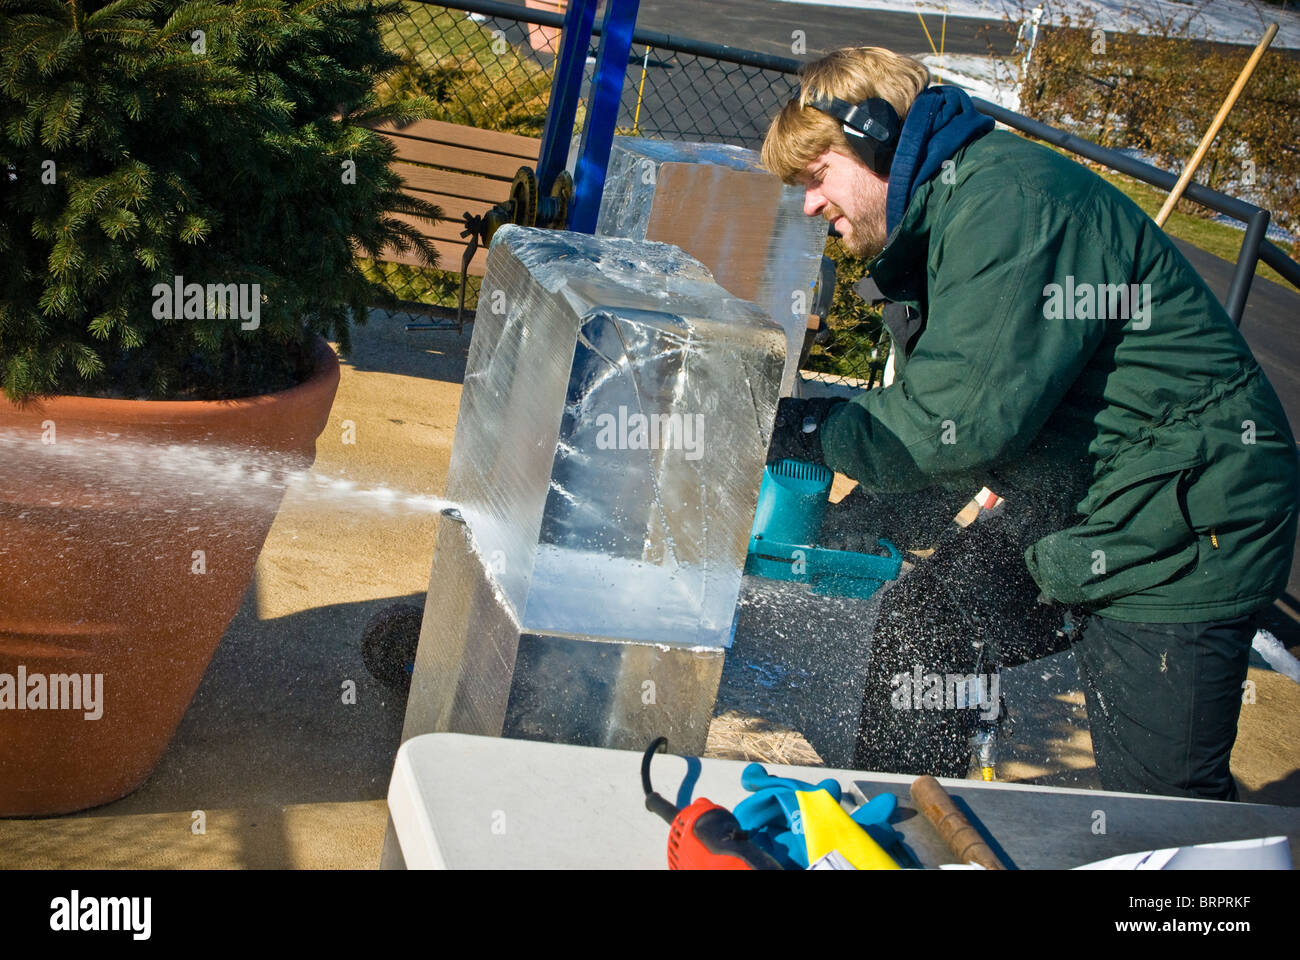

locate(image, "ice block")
(596, 136), (829, 395)
(401, 225), (786, 755)
(446, 225), (785, 647)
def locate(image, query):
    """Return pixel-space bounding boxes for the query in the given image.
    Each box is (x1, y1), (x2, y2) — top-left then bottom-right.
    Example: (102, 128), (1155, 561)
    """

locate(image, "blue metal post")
(535, 0), (599, 196)
(568, 0), (641, 233)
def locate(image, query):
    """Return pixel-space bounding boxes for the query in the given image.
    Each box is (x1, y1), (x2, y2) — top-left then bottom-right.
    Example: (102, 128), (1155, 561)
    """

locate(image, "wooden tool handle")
(1154, 22), (1278, 228)
(910, 775), (1006, 870)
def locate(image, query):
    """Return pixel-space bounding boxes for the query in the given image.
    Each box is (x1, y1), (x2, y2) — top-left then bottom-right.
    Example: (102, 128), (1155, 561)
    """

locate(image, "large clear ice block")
(443, 224), (786, 648)
(595, 136), (829, 395)
(400, 225), (786, 761)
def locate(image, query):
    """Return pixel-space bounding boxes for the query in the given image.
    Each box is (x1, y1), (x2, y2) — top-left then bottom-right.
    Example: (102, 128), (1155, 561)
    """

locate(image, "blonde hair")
(762, 48), (931, 184)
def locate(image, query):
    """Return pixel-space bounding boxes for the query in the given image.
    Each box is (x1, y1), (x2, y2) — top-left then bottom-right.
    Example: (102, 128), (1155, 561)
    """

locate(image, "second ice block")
(596, 136), (829, 395)
(446, 225), (786, 648)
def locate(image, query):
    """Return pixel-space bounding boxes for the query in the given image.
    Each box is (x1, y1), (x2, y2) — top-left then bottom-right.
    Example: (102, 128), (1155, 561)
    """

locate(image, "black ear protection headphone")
(805, 94), (902, 177)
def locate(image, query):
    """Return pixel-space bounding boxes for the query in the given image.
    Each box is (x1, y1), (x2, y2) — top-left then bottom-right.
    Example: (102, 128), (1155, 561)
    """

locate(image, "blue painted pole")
(535, 0), (599, 196)
(568, 0), (641, 233)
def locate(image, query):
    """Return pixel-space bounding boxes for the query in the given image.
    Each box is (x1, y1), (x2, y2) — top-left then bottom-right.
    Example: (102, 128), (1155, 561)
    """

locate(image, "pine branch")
(84, 0), (160, 29)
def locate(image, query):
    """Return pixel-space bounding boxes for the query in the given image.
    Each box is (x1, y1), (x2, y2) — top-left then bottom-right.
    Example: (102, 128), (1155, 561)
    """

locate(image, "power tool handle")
(671, 800), (783, 870)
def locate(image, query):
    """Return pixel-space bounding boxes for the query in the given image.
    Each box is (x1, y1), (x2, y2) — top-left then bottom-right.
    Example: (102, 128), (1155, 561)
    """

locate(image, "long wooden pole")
(1155, 23), (1278, 228)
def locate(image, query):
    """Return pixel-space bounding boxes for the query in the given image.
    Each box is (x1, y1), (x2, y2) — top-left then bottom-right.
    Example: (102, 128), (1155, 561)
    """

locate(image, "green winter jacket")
(821, 128), (1298, 622)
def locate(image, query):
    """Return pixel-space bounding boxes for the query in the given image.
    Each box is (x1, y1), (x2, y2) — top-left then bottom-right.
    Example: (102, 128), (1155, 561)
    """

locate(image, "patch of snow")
(919, 52), (1023, 110)
(1253, 628), (1300, 684)
(769, 0), (1300, 50)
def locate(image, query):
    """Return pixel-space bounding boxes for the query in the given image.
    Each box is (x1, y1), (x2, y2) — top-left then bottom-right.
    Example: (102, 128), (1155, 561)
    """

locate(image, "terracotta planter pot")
(525, 0), (567, 53)
(0, 338), (340, 816)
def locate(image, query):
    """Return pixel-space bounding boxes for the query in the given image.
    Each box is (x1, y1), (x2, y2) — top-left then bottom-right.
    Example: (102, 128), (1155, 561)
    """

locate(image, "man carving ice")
(762, 47), (1298, 799)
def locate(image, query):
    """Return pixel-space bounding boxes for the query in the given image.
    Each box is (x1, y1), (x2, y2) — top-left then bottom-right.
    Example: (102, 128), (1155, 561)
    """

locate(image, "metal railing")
(379, 1), (1300, 377)
(379, 1), (872, 377)
(386, 0), (801, 146)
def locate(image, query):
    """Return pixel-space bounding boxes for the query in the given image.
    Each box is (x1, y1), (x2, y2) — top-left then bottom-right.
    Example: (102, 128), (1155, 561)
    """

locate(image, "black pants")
(1073, 613), (1255, 801)
(852, 511), (1255, 800)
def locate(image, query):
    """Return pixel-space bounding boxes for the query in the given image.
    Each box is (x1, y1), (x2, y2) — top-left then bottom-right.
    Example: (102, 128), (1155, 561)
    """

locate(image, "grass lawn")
(378, 2), (553, 135)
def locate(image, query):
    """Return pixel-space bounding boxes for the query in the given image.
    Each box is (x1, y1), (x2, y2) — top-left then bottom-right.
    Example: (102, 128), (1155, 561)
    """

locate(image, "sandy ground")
(2, 311), (1297, 868)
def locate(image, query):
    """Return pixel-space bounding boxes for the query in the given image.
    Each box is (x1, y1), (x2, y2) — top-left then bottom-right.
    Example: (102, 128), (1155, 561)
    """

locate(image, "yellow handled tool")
(797, 788), (899, 870)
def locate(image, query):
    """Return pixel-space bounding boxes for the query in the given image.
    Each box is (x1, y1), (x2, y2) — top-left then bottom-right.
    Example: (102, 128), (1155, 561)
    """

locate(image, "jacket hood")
(885, 84), (994, 235)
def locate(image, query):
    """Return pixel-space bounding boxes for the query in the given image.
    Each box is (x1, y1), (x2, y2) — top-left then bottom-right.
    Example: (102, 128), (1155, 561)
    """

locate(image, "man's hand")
(766, 396), (846, 466)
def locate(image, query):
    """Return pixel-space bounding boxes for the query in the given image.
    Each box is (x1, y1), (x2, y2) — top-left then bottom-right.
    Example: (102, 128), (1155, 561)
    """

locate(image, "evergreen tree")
(0, 0), (441, 400)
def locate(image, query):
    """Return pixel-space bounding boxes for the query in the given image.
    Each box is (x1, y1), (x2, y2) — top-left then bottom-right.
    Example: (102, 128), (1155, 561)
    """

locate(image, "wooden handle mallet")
(911, 775), (1007, 870)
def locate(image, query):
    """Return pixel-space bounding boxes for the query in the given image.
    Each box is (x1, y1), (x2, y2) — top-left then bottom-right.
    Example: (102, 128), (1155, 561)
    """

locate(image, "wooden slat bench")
(366, 118), (542, 278)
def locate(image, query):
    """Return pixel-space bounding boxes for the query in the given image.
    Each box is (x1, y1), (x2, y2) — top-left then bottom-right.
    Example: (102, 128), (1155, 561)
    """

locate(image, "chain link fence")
(366, 0), (883, 386)
(381, 2), (800, 146)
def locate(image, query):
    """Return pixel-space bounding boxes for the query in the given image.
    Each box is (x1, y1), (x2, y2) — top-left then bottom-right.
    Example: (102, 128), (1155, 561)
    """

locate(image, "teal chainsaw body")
(745, 459), (902, 599)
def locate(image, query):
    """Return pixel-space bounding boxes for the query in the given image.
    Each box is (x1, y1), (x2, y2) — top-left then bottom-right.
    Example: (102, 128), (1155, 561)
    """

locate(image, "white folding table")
(386, 732), (1300, 869)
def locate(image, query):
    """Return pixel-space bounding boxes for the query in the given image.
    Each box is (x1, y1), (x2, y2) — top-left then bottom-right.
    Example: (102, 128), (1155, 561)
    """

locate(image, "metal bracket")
(535, 0), (600, 198)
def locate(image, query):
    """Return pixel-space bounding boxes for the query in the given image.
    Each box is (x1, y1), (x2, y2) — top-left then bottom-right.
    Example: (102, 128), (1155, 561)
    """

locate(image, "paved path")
(632, 0), (1018, 59)
(628, 0), (1300, 61)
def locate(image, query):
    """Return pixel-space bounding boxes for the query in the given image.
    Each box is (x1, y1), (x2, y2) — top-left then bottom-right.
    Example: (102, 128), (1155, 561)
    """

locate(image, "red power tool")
(641, 737), (783, 870)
